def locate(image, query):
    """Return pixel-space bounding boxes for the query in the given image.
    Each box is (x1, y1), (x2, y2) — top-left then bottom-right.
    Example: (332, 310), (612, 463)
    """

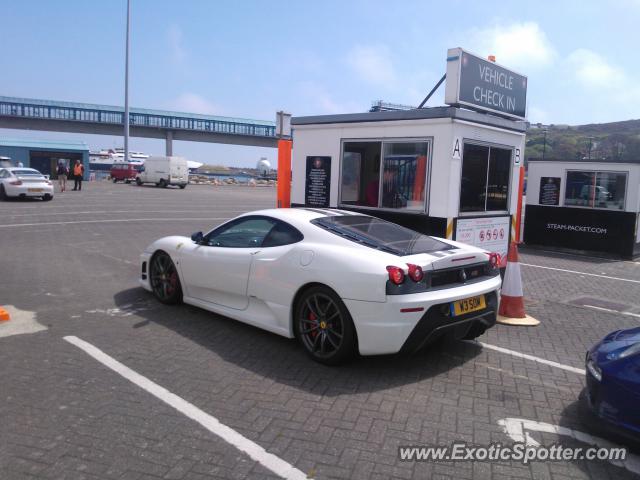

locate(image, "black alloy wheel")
(149, 252), (182, 304)
(294, 286), (356, 365)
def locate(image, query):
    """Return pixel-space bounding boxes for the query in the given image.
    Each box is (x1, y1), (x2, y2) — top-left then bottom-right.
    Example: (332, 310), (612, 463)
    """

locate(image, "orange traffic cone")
(497, 242), (539, 326)
(0, 307), (10, 322)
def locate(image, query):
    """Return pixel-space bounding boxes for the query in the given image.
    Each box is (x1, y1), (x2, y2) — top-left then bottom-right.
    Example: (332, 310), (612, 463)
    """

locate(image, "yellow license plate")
(451, 295), (486, 316)
(28, 188), (43, 192)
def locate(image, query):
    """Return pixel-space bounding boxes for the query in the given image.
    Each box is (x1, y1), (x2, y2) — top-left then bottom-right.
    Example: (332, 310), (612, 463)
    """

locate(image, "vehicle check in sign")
(445, 47), (527, 120)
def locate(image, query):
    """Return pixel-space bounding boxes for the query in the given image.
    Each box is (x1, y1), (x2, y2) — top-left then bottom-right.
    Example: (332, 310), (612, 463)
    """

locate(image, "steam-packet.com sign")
(445, 47), (528, 119)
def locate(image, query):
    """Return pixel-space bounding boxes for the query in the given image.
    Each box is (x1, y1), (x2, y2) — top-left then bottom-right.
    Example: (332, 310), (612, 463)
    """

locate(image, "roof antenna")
(417, 74), (446, 109)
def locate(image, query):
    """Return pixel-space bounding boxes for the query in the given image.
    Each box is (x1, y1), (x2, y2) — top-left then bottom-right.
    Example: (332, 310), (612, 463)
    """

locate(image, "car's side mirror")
(191, 231), (204, 244)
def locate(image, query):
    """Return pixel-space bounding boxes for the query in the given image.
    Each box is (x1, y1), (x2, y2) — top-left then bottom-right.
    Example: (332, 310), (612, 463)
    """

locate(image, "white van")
(136, 156), (188, 189)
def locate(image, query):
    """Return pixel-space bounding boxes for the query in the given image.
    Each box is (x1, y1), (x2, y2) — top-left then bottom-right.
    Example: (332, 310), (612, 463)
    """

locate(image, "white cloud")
(296, 82), (362, 115)
(527, 105), (550, 124)
(167, 93), (221, 115)
(167, 25), (186, 64)
(566, 49), (626, 89)
(345, 45), (397, 86)
(465, 21), (556, 70)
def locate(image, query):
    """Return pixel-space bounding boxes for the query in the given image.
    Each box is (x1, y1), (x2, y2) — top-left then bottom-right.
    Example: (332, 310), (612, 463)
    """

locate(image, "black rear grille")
(430, 263), (489, 288)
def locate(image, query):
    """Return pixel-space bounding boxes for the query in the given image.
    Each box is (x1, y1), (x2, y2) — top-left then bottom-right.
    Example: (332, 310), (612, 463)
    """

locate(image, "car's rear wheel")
(294, 286), (356, 365)
(0, 185), (6, 200)
(43, 194), (52, 201)
(136, 178), (142, 186)
(149, 251), (182, 304)
(112, 177), (118, 183)
(159, 178), (167, 188)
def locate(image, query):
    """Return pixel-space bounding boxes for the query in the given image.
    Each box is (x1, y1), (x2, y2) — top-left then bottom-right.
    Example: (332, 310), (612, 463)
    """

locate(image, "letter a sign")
(452, 138), (462, 160)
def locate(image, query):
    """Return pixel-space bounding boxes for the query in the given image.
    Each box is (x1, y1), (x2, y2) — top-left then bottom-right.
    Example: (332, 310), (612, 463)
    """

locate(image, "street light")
(587, 136), (594, 160)
(542, 128), (547, 160)
(124, 0), (131, 163)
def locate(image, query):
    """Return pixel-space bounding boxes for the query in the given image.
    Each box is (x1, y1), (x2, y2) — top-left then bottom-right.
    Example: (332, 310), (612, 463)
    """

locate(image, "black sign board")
(305, 156), (331, 208)
(445, 48), (527, 119)
(524, 205), (638, 259)
(539, 177), (561, 205)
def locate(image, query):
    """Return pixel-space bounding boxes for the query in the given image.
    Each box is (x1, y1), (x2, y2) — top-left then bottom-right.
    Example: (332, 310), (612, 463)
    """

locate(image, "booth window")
(460, 143), (511, 213)
(340, 140), (429, 211)
(564, 171), (626, 210)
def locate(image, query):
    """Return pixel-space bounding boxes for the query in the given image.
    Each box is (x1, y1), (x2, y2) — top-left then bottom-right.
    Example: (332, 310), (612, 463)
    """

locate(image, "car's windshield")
(311, 215), (453, 256)
(12, 169), (42, 176)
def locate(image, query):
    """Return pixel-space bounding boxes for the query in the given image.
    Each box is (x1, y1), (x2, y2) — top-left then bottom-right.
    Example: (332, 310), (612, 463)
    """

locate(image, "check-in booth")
(289, 107), (526, 263)
(286, 48), (530, 263)
(524, 160), (640, 258)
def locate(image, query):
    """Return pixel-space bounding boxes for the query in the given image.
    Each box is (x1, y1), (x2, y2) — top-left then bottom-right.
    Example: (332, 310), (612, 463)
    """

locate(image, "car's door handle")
(250, 250), (261, 255)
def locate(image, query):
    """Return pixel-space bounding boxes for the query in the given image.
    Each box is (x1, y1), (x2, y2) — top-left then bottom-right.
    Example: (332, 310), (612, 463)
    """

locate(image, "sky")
(1, 0), (639, 167)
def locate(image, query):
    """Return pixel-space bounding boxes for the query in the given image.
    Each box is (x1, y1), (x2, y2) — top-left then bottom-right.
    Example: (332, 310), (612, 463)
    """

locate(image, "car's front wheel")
(149, 251), (183, 304)
(294, 286), (356, 365)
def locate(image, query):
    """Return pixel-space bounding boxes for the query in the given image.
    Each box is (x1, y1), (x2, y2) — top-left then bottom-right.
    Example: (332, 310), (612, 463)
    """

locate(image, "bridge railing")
(0, 99), (276, 138)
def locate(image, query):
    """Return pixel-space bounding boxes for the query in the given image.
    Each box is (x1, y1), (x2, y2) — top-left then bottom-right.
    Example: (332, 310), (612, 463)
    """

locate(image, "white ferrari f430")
(140, 208), (501, 364)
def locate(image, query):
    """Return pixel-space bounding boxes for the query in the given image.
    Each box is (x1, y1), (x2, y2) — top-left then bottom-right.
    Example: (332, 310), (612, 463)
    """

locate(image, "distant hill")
(525, 119), (640, 162)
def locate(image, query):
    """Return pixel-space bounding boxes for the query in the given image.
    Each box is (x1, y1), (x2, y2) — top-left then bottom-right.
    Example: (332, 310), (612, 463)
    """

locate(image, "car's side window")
(262, 221), (304, 247)
(205, 217), (276, 248)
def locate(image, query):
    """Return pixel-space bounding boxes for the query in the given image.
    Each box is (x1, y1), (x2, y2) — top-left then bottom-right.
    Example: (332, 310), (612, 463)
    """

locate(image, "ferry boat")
(89, 148), (149, 172)
(89, 148), (203, 173)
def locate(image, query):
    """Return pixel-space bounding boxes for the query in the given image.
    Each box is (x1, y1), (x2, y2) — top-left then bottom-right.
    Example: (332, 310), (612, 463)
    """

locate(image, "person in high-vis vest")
(72, 160), (84, 191)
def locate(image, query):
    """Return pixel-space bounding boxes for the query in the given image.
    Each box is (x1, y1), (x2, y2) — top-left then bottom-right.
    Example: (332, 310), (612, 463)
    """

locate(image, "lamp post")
(587, 136), (594, 160)
(542, 128), (547, 160)
(124, 0), (130, 162)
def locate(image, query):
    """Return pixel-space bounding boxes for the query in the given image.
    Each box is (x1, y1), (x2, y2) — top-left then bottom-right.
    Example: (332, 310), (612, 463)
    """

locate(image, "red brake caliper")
(308, 311), (318, 338)
(167, 271), (177, 294)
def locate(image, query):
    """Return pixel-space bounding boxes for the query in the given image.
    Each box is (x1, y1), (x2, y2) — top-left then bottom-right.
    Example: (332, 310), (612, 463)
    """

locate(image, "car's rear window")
(311, 215), (453, 256)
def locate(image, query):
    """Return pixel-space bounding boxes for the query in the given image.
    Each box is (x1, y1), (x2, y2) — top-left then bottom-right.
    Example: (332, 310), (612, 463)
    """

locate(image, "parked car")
(0, 167), (54, 201)
(135, 156), (188, 188)
(139, 208), (502, 365)
(585, 327), (640, 441)
(110, 161), (141, 183)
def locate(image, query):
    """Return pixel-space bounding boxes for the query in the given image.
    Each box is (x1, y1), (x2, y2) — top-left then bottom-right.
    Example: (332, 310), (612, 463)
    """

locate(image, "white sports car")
(0, 167), (54, 201)
(140, 208), (502, 364)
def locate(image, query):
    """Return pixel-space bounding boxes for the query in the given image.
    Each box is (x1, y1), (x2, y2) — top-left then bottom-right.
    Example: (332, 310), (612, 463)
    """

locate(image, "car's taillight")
(386, 266), (405, 285)
(45, 180), (52, 185)
(407, 263), (424, 282)
(9, 180), (22, 186)
(485, 252), (501, 276)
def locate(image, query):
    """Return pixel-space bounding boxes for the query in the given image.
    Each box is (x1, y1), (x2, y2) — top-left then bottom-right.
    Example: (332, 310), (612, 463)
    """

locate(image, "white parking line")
(521, 263), (640, 284)
(583, 304), (640, 319)
(4, 209), (252, 217)
(467, 340), (585, 375)
(0, 217), (230, 228)
(63, 336), (307, 480)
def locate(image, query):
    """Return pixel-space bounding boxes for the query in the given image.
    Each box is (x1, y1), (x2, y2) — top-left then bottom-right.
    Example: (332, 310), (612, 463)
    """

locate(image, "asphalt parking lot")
(1, 182), (640, 480)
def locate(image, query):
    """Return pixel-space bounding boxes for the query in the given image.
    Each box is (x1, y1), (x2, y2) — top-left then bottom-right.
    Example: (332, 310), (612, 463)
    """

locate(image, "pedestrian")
(15, 160), (24, 167)
(56, 161), (68, 192)
(72, 160), (84, 191)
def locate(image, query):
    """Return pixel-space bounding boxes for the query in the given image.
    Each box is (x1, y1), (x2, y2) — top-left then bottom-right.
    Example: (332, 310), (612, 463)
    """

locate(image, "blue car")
(585, 327), (640, 441)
